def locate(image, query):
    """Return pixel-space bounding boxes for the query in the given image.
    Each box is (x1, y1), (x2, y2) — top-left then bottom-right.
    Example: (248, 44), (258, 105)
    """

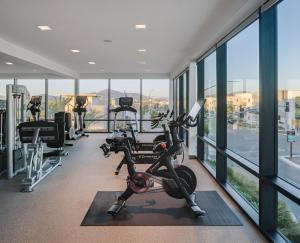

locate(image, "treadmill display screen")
(119, 97), (133, 107)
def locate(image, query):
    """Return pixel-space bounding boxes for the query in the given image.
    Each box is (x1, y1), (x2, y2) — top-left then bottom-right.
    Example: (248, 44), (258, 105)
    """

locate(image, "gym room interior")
(0, 0), (299, 242)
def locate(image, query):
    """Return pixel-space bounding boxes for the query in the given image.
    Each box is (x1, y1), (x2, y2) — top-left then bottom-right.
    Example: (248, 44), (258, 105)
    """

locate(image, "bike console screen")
(187, 99), (205, 121)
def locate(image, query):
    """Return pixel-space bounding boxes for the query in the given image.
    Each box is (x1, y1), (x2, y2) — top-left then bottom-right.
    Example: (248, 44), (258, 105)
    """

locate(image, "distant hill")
(0, 89), (167, 103)
(96, 89), (167, 100)
(96, 89), (149, 101)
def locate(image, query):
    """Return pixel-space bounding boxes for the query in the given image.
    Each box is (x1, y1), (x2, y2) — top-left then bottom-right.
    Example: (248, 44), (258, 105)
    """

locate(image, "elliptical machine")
(27, 96), (42, 121)
(100, 99), (206, 217)
(73, 96), (89, 138)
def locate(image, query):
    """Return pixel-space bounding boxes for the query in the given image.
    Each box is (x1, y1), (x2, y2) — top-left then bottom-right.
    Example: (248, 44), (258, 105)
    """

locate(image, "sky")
(278, 0), (300, 90)
(227, 20), (259, 94)
(204, 0), (300, 94)
(204, 20), (259, 95)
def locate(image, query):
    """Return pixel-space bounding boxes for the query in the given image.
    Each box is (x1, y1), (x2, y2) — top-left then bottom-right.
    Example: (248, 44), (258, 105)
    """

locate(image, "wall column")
(75, 79), (79, 96)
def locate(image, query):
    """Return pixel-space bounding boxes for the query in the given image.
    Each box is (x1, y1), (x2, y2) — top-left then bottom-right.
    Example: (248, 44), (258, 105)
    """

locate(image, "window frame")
(195, 2), (300, 242)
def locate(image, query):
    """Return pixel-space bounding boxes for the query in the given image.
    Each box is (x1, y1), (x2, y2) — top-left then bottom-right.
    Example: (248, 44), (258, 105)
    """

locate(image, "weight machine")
(18, 120), (67, 192)
(6, 84), (30, 179)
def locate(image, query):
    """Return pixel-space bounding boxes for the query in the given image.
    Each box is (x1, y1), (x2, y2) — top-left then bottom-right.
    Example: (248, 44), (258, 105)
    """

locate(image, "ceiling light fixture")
(88, 61), (96, 65)
(139, 61), (146, 65)
(138, 49), (147, 52)
(5, 62), (13, 65)
(103, 40), (112, 43)
(71, 49), (80, 53)
(135, 24), (146, 29)
(37, 25), (52, 31)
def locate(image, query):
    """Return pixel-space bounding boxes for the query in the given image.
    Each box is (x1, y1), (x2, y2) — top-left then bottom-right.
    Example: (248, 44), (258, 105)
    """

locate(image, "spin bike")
(110, 97), (170, 151)
(100, 99), (206, 217)
(126, 109), (174, 151)
(110, 110), (174, 175)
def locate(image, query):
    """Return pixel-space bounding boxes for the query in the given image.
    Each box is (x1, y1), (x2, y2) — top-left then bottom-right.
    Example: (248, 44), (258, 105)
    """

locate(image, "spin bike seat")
(106, 136), (133, 145)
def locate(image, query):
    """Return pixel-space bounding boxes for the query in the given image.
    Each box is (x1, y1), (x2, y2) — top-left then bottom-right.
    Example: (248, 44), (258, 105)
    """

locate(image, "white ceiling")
(0, 52), (65, 78)
(0, 0), (265, 78)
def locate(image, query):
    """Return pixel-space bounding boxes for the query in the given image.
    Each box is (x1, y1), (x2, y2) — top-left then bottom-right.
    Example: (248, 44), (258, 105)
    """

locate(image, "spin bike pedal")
(107, 200), (126, 216)
(190, 205), (206, 217)
(189, 192), (206, 217)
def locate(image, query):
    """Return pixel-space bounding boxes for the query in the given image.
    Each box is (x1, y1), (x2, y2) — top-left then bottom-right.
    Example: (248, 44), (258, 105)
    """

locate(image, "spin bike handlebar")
(168, 111), (199, 129)
(150, 109), (173, 129)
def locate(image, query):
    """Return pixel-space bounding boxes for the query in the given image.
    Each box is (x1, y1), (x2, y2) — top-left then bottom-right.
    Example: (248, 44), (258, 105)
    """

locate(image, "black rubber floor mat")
(81, 191), (242, 226)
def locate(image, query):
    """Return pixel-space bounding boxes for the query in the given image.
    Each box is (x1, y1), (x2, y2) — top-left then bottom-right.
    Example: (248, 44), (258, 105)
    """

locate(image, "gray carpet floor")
(0, 134), (267, 243)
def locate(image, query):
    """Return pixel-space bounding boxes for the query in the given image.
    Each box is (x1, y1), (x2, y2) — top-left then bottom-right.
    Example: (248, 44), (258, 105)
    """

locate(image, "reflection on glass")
(0, 79), (14, 109)
(79, 79), (108, 132)
(18, 79), (46, 119)
(277, 193), (300, 242)
(48, 79), (74, 120)
(204, 143), (216, 173)
(84, 121), (107, 132)
(227, 21), (259, 165)
(142, 79), (169, 132)
(204, 52), (217, 141)
(278, 0), (300, 189)
(227, 159), (259, 210)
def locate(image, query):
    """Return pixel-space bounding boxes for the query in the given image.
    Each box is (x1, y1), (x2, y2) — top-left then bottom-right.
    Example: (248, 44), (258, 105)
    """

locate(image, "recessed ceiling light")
(71, 49), (80, 53)
(88, 61), (96, 65)
(103, 40), (112, 43)
(5, 62), (13, 65)
(135, 24), (146, 29)
(37, 25), (52, 31)
(139, 61), (146, 65)
(138, 49), (147, 52)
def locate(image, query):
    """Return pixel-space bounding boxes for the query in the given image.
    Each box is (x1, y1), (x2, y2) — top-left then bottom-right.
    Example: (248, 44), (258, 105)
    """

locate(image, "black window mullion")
(179, 75), (184, 139)
(186, 71), (189, 146)
(216, 44), (227, 183)
(259, 6), (278, 233)
(197, 61), (205, 161)
(140, 78), (142, 132)
(107, 79), (111, 132)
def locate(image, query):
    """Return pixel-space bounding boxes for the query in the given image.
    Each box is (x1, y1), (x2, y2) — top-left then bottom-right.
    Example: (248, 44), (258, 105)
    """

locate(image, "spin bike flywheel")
(128, 172), (152, 193)
(162, 165), (197, 199)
